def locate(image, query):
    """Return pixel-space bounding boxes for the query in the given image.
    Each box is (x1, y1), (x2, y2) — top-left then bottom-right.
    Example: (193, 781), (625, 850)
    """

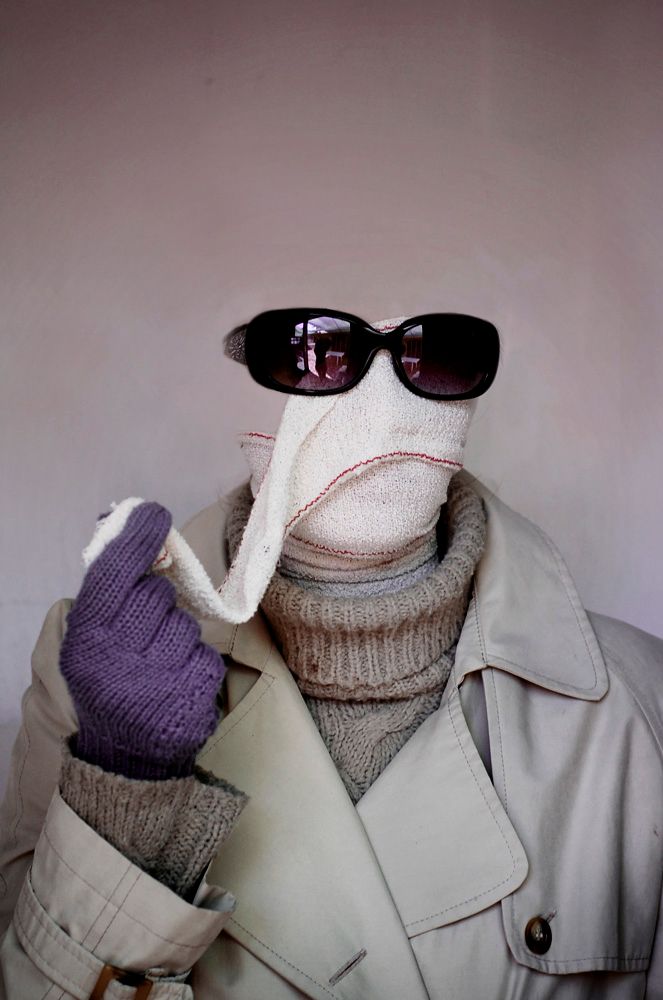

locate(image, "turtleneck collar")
(225, 474), (487, 702)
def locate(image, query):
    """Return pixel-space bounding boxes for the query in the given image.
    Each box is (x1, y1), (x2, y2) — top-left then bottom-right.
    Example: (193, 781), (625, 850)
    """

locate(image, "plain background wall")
(1, 0), (662, 795)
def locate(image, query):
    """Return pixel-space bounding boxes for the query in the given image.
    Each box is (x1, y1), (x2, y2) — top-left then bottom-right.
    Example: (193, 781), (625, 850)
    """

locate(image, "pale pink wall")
(2, 0), (662, 791)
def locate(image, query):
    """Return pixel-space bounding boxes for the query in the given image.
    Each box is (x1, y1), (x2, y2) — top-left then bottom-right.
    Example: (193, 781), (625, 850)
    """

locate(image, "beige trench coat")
(1, 471), (663, 999)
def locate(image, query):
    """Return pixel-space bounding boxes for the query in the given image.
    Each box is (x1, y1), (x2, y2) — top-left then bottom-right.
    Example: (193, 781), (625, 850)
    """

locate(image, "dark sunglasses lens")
(261, 315), (364, 391)
(399, 316), (497, 396)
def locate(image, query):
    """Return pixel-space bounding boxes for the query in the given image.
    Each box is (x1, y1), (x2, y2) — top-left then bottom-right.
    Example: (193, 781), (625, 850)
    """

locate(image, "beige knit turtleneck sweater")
(226, 474), (487, 803)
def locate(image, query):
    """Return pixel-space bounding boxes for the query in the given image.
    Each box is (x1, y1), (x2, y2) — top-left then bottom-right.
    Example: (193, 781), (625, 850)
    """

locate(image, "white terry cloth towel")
(82, 319), (475, 625)
(82, 497), (233, 622)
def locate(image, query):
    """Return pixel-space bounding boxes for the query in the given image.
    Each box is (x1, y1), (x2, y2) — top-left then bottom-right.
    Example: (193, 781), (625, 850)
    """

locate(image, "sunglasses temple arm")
(223, 324), (248, 364)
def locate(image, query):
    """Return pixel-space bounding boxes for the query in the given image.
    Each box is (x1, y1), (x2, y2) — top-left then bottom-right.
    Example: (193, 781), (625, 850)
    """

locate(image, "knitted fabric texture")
(61, 501), (227, 780)
(226, 474), (487, 802)
(279, 539), (441, 597)
(59, 738), (248, 898)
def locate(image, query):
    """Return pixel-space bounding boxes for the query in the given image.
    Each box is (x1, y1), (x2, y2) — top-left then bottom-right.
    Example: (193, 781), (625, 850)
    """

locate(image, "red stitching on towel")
(288, 532), (429, 558)
(285, 452), (462, 529)
(215, 449), (461, 600)
(153, 548), (169, 568)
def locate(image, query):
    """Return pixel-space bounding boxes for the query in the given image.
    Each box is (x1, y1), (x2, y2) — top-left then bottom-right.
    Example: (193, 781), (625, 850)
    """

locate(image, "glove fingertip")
(119, 501), (173, 568)
(75, 499), (174, 625)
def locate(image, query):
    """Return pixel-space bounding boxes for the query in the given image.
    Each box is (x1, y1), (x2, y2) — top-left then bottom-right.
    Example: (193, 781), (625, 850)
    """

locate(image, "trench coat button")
(525, 916), (552, 955)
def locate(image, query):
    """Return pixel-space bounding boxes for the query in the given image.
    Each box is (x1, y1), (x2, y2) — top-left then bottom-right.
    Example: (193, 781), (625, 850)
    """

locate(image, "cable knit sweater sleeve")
(59, 738), (248, 899)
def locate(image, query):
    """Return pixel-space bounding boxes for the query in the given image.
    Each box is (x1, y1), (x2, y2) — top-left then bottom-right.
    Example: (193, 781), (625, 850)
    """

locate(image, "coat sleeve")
(0, 599), (236, 999)
(588, 613), (663, 998)
(647, 882), (663, 999)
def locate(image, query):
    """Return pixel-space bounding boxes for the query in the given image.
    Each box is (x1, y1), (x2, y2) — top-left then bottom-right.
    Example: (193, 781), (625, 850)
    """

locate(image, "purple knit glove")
(60, 502), (227, 780)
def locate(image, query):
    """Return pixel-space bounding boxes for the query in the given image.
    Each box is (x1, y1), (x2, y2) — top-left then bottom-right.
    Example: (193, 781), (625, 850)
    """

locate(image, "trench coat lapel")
(356, 675), (528, 937)
(354, 471), (610, 943)
(196, 622), (429, 1000)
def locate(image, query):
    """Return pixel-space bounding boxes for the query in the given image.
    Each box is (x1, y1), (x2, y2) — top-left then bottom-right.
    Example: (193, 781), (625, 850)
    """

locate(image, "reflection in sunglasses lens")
(400, 319), (487, 395)
(269, 317), (360, 390)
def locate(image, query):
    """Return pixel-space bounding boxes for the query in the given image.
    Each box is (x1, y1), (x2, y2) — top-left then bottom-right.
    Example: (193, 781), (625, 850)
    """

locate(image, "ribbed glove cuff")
(73, 730), (198, 781)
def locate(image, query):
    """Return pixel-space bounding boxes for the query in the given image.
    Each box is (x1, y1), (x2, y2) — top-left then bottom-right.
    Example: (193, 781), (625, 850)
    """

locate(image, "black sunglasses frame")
(236, 308), (500, 401)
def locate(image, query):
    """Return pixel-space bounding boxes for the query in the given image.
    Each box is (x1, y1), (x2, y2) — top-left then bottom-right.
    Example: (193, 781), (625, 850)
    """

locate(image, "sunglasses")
(225, 308), (500, 400)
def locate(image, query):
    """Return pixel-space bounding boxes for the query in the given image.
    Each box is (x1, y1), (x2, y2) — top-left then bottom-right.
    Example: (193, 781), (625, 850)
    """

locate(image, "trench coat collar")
(452, 470), (608, 700)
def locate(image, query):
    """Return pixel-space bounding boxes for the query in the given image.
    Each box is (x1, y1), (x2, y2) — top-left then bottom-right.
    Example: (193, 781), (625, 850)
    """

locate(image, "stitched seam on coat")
(488, 669), (508, 814)
(533, 524), (600, 690)
(475, 577), (598, 695)
(494, 667), (527, 952)
(38, 980), (59, 1000)
(80, 861), (136, 950)
(526, 954), (649, 967)
(14, 908), (96, 996)
(16, 878), (101, 987)
(227, 623), (239, 655)
(19, 889), (188, 999)
(405, 691), (517, 927)
(93, 869), (142, 953)
(472, 584), (487, 666)
(255, 634), (278, 672)
(472, 510), (602, 694)
(485, 655), (598, 693)
(10, 688), (34, 850)
(222, 619), (276, 673)
(199, 672), (276, 752)
(228, 916), (338, 997)
(42, 824), (131, 905)
(489, 659), (522, 998)
(41, 826), (214, 950)
(593, 638), (663, 757)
